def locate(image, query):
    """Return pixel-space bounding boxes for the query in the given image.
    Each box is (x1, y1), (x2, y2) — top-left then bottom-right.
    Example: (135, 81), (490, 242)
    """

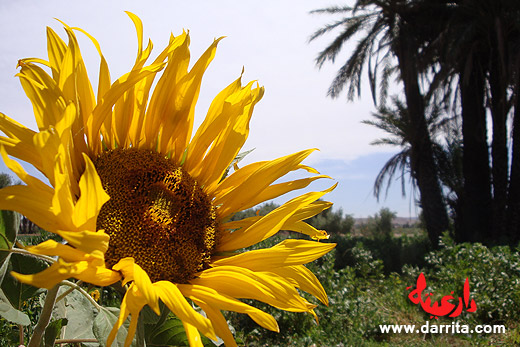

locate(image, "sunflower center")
(94, 148), (217, 283)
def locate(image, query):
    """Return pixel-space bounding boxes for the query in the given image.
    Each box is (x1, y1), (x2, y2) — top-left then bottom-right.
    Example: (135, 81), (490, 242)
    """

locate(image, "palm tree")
(506, 14), (520, 241)
(364, 96), (462, 217)
(362, 97), (412, 202)
(509, 70), (520, 240)
(429, 0), (520, 242)
(310, 0), (450, 245)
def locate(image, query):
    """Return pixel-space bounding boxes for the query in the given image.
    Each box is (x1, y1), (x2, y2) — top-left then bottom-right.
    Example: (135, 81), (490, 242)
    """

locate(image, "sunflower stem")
(136, 312), (146, 346)
(55, 280), (83, 303)
(27, 284), (60, 347)
(18, 324), (23, 346)
(59, 280), (101, 311)
(2, 247), (56, 263)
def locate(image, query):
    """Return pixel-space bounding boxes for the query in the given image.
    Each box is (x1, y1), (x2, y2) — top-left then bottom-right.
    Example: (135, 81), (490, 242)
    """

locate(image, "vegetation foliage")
(226, 207), (520, 346)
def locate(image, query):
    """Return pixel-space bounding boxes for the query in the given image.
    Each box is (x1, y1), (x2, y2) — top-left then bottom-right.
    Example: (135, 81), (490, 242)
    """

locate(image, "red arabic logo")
(406, 273), (477, 319)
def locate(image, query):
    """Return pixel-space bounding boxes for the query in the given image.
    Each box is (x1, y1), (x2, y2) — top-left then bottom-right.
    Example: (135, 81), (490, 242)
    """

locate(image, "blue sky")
(0, 0), (418, 218)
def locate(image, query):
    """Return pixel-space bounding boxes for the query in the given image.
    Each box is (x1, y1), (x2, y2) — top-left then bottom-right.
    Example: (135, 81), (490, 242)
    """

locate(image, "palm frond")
(308, 18), (350, 42)
(314, 13), (373, 68)
(373, 150), (411, 201)
(309, 6), (353, 15)
(327, 16), (388, 99)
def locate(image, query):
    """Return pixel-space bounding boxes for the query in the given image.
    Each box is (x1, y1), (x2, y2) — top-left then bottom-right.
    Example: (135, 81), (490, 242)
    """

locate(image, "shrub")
(421, 234), (520, 323)
(331, 233), (431, 274)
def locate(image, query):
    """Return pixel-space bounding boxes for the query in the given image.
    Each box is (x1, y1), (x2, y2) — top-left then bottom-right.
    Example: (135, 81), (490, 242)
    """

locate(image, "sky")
(0, 0), (419, 218)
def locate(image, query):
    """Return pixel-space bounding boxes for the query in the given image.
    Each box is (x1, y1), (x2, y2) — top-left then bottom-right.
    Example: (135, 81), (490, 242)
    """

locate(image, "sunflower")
(0, 12), (336, 347)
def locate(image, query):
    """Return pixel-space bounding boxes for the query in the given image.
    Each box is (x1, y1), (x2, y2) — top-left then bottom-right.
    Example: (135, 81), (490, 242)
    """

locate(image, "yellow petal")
(180, 283), (279, 333)
(196, 303), (237, 347)
(288, 200), (333, 222)
(125, 314), (139, 347)
(159, 37), (223, 160)
(70, 26), (111, 103)
(87, 62), (166, 153)
(0, 145), (51, 193)
(125, 11), (144, 60)
(11, 262), (69, 289)
(214, 239), (336, 270)
(31, 129), (59, 187)
(26, 240), (88, 262)
(56, 230), (109, 254)
(141, 32), (188, 143)
(153, 280), (216, 341)
(51, 155), (74, 228)
(72, 154), (109, 230)
(183, 321), (203, 347)
(185, 76), (243, 171)
(0, 137), (43, 176)
(186, 79), (264, 193)
(107, 283), (145, 347)
(214, 149), (317, 218)
(11, 259), (120, 289)
(221, 215), (261, 231)
(73, 262), (122, 286)
(128, 32), (186, 149)
(59, 26), (95, 129)
(144, 33), (190, 151)
(237, 175), (331, 213)
(0, 185), (60, 233)
(112, 258), (159, 314)
(0, 112), (38, 145)
(218, 185), (336, 251)
(46, 27), (67, 81)
(192, 266), (315, 313)
(212, 161), (266, 199)
(282, 220), (329, 240)
(16, 62), (68, 131)
(268, 265), (329, 305)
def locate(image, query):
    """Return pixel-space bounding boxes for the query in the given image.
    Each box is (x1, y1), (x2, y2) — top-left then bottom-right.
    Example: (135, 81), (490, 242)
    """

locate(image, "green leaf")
(0, 209), (20, 267)
(146, 316), (189, 347)
(0, 253), (11, 288)
(43, 318), (68, 347)
(0, 287), (30, 326)
(144, 305), (220, 347)
(52, 286), (97, 344)
(142, 301), (169, 326)
(93, 306), (136, 347)
(1, 253), (47, 309)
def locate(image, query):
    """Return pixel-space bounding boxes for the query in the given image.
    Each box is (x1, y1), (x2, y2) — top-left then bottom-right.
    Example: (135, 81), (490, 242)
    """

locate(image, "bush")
(331, 233), (431, 274)
(306, 206), (354, 235)
(230, 234), (401, 346)
(231, 232), (520, 346)
(420, 234), (520, 323)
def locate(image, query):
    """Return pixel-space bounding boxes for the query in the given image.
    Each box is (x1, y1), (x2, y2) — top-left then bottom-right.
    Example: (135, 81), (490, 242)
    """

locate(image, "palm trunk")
(458, 55), (493, 242)
(508, 93), (520, 241)
(396, 29), (449, 247)
(507, 54), (520, 241)
(489, 67), (509, 241)
(489, 18), (509, 241)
